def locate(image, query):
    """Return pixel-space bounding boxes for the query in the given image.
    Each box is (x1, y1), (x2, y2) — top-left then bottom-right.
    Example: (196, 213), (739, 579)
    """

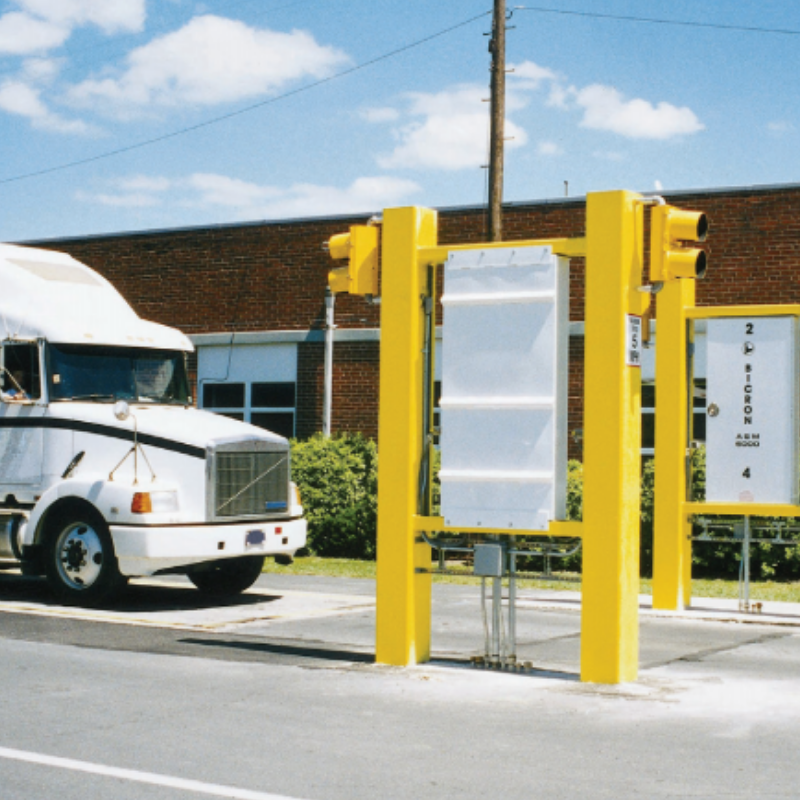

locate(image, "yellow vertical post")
(375, 206), (436, 665)
(581, 190), (647, 683)
(652, 279), (695, 609)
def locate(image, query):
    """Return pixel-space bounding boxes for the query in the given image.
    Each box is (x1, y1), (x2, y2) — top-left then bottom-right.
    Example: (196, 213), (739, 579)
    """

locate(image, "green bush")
(290, 434), (377, 559)
(290, 435), (800, 580)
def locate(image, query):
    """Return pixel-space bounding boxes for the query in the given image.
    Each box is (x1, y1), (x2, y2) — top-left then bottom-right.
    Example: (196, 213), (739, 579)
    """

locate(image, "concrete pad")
(515, 587), (800, 627)
(0, 571), (375, 631)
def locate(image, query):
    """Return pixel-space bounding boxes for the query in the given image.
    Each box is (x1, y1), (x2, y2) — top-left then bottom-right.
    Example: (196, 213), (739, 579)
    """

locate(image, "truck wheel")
(188, 556), (265, 596)
(44, 509), (127, 605)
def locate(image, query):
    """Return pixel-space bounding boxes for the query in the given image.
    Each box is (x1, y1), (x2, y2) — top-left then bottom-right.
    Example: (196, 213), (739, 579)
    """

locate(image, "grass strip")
(264, 557), (800, 602)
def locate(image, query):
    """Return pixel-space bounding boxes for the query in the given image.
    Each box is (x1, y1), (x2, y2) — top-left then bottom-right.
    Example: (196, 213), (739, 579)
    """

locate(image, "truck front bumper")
(110, 516), (307, 577)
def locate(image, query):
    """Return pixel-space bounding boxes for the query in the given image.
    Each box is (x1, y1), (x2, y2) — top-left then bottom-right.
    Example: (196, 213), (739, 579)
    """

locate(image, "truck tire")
(188, 556), (265, 596)
(44, 508), (127, 605)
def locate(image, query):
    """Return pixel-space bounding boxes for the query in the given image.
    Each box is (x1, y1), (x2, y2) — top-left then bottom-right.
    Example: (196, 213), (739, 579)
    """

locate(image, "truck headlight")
(131, 491), (179, 514)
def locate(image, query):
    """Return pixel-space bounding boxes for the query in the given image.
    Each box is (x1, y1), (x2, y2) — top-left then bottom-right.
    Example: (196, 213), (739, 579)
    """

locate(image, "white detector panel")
(705, 316), (799, 504)
(439, 246), (569, 530)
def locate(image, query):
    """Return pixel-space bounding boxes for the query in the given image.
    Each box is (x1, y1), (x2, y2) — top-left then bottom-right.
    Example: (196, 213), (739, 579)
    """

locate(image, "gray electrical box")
(473, 544), (506, 578)
(705, 315), (800, 504)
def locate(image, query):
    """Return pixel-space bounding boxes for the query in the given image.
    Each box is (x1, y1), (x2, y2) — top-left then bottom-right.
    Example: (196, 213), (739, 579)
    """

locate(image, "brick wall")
(295, 340), (380, 440)
(28, 184), (800, 444)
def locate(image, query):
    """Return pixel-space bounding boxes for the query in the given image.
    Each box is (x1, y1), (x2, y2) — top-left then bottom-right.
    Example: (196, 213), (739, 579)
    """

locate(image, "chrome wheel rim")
(55, 522), (104, 590)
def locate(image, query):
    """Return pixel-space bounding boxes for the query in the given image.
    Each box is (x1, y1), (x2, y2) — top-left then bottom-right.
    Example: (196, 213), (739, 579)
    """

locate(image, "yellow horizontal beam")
(417, 237), (587, 265)
(413, 516), (583, 538)
(686, 304), (800, 319)
(685, 501), (800, 518)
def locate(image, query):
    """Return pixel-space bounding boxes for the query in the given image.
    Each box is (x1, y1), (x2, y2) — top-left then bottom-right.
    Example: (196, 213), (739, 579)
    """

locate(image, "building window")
(692, 379), (707, 442)
(203, 382), (244, 409)
(642, 383), (655, 456)
(201, 380), (295, 437)
(251, 382), (295, 438)
(202, 382), (245, 421)
(641, 379), (707, 455)
(1, 342), (41, 401)
(197, 342), (298, 438)
(432, 380), (441, 446)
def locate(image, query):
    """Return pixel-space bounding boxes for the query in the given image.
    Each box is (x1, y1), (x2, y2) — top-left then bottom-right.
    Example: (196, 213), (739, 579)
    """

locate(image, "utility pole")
(488, 0), (507, 242)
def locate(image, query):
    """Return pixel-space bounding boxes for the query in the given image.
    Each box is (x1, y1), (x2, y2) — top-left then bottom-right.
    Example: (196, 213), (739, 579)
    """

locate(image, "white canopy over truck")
(0, 243), (306, 604)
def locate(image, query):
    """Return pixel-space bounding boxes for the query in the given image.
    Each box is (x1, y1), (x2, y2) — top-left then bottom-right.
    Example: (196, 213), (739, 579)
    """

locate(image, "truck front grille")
(212, 449), (290, 520)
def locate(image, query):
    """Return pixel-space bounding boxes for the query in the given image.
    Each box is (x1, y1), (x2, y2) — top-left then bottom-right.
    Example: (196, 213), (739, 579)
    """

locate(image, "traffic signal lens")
(649, 204), (708, 283)
(696, 250), (707, 279)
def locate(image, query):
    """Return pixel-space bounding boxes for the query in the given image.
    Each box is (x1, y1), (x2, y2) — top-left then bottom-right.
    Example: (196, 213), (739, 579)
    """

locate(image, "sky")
(1, 0), (799, 241)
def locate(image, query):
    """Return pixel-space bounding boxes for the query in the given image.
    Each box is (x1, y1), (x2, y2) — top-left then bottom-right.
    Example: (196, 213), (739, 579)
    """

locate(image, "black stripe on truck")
(0, 417), (206, 459)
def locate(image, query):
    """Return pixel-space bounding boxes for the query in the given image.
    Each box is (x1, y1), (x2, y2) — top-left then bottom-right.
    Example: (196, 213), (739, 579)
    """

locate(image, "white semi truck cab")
(0, 243), (307, 604)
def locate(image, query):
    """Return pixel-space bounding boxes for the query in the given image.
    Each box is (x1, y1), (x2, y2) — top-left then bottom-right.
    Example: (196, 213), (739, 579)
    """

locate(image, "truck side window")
(1, 343), (41, 401)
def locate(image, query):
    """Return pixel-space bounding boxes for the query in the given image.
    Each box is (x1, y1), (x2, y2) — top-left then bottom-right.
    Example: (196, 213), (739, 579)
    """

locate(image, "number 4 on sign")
(743, 468), (751, 479)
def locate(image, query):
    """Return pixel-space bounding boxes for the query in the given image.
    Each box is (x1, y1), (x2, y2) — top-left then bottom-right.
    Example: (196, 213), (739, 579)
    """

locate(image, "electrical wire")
(0, 9), (492, 187)
(513, 5), (800, 36)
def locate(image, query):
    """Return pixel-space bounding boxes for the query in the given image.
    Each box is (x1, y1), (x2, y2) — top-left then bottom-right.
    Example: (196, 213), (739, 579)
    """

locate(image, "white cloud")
(360, 106), (400, 123)
(75, 190), (160, 207)
(78, 173), (421, 219)
(537, 141), (562, 156)
(575, 84), (703, 140)
(376, 84), (527, 171)
(68, 15), (349, 113)
(263, 176), (421, 218)
(654, 179), (664, 191)
(0, 79), (90, 133)
(767, 121), (794, 134)
(188, 174), (421, 218)
(593, 150), (625, 162)
(0, 1), (144, 55)
(20, 56), (62, 82)
(510, 60), (703, 141)
(16, 0), (145, 34)
(188, 173), (283, 208)
(118, 175), (172, 193)
(0, 12), (68, 54)
(511, 60), (558, 89)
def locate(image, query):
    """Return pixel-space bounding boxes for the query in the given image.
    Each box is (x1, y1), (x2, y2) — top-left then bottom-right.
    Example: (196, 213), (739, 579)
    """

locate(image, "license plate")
(245, 530), (266, 548)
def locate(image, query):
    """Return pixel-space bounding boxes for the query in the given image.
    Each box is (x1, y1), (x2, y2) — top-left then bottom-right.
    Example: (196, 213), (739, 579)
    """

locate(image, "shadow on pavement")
(0, 571), (280, 613)
(181, 637), (375, 664)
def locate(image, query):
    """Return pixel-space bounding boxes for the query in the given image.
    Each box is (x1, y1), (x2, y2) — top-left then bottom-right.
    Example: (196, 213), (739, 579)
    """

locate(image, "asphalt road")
(1, 571), (799, 800)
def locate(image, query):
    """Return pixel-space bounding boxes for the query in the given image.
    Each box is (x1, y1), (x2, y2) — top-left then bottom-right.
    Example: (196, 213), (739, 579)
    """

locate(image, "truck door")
(0, 341), (45, 489)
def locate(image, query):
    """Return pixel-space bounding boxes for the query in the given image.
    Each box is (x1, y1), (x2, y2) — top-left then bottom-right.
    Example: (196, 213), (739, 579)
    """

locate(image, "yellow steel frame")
(652, 279), (695, 611)
(652, 302), (800, 610)
(413, 516), (583, 538)
(580, 191), (649, 683)
(375, 207), (437, 667)
(376, 192), (648, 683)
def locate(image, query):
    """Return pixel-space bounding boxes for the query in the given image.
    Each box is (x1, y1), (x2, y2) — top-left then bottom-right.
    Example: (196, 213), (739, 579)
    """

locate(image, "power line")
(513, 5), (800, 36)
(0, 10), (491, 186)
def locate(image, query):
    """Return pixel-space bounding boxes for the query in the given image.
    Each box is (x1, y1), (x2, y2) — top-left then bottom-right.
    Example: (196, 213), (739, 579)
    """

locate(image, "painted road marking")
(0, 746), (308, 800)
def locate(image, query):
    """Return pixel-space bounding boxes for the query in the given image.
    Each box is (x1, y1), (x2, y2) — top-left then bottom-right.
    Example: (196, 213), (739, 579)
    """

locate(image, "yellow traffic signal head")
(650, 204), (708, 282)
(325, 224), (379, 296)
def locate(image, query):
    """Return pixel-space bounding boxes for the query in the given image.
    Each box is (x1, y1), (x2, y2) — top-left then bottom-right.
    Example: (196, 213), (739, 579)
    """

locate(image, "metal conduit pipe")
(322, 288), (335, 437)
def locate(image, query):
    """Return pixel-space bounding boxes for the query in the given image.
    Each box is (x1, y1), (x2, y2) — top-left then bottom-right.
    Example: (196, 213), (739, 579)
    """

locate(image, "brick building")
(23, 183), (800, 459)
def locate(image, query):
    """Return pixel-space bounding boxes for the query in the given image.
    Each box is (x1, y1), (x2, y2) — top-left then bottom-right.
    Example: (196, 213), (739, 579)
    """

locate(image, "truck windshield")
(48, 344), (191, 405)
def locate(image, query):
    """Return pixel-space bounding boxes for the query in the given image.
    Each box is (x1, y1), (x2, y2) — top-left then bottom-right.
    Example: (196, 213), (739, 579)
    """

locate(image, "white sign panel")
(705, 316), (799, 504)
(625, 314), (642, 368)
(439, 246), (569, 530)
